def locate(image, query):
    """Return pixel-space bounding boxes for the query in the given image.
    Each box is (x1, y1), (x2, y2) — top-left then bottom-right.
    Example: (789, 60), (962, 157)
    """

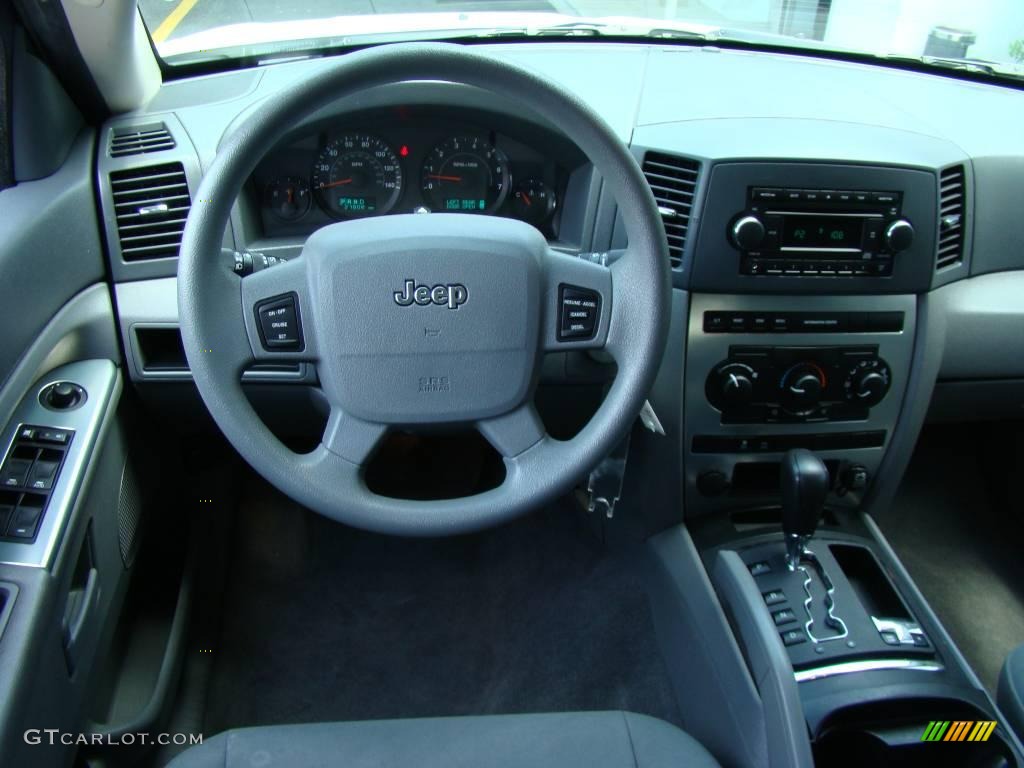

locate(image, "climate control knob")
(781, 363), (826, 415)
(844, 359), (891, 408)
(851, 371), (889, 406)
(718, 364), (755, 406)
(730, 215), (766, 251)
(884, 219), (915, 252)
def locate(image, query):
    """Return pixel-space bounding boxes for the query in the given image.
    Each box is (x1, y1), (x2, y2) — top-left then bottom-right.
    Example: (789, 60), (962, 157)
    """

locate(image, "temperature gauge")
(511, 178), (555, 225)
(264, 177), (311, 222)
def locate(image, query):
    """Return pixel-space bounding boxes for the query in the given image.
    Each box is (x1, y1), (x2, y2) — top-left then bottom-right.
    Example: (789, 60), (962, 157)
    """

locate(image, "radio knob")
(781, 363), (826, 414)
(852, 370), (890, 407)
(884, 219), (914, 252)
(730, 215), (766, 251)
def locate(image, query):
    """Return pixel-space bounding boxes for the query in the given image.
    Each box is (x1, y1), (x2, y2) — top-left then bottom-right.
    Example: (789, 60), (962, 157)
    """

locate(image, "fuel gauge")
(511, 178), (556, 225)
(264, 176), (311, 222)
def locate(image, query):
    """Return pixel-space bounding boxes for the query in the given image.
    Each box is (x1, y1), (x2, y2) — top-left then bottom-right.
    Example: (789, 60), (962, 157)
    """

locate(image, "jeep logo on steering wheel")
(393, 279), (468, 310)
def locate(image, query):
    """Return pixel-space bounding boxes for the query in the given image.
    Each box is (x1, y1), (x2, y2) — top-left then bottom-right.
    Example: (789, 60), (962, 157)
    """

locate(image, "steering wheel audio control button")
(558, 285), (600, 341)
(256, 293), (303, 351)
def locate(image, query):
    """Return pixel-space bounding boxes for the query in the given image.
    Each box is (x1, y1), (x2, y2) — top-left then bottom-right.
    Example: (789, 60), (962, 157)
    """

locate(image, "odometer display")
(421, 136), (509, 214)
(312, 134), (403, 218)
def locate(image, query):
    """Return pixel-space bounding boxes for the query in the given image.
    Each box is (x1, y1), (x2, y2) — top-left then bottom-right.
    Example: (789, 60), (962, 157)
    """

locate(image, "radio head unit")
(730, 187), (915, 277)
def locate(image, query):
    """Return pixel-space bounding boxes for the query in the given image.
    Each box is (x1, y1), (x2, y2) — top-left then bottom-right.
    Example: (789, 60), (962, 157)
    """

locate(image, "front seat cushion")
(168, 711), (720, 768)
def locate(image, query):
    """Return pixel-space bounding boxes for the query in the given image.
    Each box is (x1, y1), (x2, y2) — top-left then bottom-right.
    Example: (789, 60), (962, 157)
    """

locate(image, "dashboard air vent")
(641, 152), (700, 268)
(110, 123), (176, 157)
(110, 162), (192, 262)
(936, 164), (965, 271)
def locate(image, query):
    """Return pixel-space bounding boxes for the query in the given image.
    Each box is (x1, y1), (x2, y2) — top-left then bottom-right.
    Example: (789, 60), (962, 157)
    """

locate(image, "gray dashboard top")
(103, 41), (1024, 284)
(134, 43), (1024, 162)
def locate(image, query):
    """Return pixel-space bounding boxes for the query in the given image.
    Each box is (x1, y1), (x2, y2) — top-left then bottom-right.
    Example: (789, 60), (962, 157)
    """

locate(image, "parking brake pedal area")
(0, 426), (74, 542)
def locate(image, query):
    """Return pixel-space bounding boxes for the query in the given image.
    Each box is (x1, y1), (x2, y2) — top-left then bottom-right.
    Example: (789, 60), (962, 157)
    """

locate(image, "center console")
(677, 160), (1023, 765)
(685, 292), (915, 516)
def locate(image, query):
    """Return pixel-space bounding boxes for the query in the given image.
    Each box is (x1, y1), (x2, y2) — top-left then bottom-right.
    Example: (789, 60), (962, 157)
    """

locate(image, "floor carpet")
(202, 481), (681, 734)
(879, 423), (1024, 695)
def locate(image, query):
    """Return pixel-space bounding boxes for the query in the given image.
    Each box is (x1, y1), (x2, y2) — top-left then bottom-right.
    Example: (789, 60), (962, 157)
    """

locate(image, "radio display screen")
(782, 216), (862, 249)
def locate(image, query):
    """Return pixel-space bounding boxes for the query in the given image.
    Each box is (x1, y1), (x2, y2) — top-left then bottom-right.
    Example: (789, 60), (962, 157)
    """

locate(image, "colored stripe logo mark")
(921, 721), (998, 742)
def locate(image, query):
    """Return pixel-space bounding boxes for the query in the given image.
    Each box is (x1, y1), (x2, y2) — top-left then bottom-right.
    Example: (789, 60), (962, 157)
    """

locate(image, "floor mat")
(880, 423), (1024, 695)
(203, 481), (681, 734)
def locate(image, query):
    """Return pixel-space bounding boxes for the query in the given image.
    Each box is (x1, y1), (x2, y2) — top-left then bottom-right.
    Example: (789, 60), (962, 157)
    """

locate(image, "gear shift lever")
(780, 449), (829, 571)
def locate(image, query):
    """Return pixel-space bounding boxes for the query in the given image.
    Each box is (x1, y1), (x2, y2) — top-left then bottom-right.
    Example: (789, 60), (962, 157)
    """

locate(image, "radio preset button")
(752, 187), (783, 201)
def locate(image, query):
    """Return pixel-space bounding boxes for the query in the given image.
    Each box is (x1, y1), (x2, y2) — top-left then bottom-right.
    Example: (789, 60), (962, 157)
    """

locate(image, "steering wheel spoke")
(541, 249), (613, 354)
(322, 404), (388, 467)
(240, 256), (318, 362)
(478, 402), (547, 458)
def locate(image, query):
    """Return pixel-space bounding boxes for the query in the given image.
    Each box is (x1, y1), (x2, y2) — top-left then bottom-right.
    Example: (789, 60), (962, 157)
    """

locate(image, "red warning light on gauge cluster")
(399, 145), (410, 157)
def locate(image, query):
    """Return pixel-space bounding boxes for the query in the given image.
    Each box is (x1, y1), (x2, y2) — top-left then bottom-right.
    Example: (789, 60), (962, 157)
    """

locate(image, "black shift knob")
(780, 449), (829, 537)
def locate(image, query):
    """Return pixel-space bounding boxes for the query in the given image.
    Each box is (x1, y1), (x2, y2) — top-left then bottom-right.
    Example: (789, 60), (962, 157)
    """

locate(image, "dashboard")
(97, 43), (1024, 518)
(248, 105), (585, 241)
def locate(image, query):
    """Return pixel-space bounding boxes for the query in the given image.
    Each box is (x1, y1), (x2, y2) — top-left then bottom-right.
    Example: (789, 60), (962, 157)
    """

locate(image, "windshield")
(141, 0), (1024, 79)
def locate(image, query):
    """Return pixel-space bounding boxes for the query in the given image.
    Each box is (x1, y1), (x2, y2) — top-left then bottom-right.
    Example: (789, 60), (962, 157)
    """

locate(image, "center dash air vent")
(936, 164), (965, 271)
(641, 152), (700, 268)
(109, 123), (176, 158)
(110, 162), (192, 262)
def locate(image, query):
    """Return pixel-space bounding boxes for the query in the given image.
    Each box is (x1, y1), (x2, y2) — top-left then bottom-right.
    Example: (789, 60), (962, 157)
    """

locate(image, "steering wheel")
(178, 43), (670, 536)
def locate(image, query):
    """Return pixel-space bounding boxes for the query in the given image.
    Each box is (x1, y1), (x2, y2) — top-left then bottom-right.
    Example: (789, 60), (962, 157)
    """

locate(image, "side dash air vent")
(936, 164), (965, 271)
(110, 123), (176, 158)
(641, 152), (700, 268)
(110, 162), (192, 262)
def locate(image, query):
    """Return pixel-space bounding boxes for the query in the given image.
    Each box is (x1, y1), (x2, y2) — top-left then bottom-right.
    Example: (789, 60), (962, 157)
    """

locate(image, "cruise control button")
(558, 286), (600, 340)
(257, 295), (302, 350)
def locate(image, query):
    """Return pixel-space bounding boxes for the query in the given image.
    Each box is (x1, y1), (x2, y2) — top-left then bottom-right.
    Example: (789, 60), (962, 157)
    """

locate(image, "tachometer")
(312, 134), (403, 218)
(420, 136), (510, 214)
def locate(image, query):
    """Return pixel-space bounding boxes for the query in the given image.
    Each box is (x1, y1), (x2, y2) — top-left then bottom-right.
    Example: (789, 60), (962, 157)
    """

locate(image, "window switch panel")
(0, 426), (74, 543)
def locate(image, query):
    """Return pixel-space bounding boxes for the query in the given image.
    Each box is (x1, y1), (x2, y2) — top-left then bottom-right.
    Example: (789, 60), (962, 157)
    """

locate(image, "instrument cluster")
(250, 107), (575, 240)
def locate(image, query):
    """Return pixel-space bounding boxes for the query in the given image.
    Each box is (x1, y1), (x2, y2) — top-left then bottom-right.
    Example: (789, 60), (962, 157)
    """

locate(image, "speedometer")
(312, 134), (403, 218)
(420, 136), (510, 214)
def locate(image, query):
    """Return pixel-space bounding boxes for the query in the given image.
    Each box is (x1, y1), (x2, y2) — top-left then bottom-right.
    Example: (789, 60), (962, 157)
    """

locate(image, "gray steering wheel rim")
(178, 43), (670, 536)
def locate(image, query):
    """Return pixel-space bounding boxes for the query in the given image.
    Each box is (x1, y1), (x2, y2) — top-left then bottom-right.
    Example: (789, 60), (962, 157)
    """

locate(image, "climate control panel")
(706, 346), (892, 424)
